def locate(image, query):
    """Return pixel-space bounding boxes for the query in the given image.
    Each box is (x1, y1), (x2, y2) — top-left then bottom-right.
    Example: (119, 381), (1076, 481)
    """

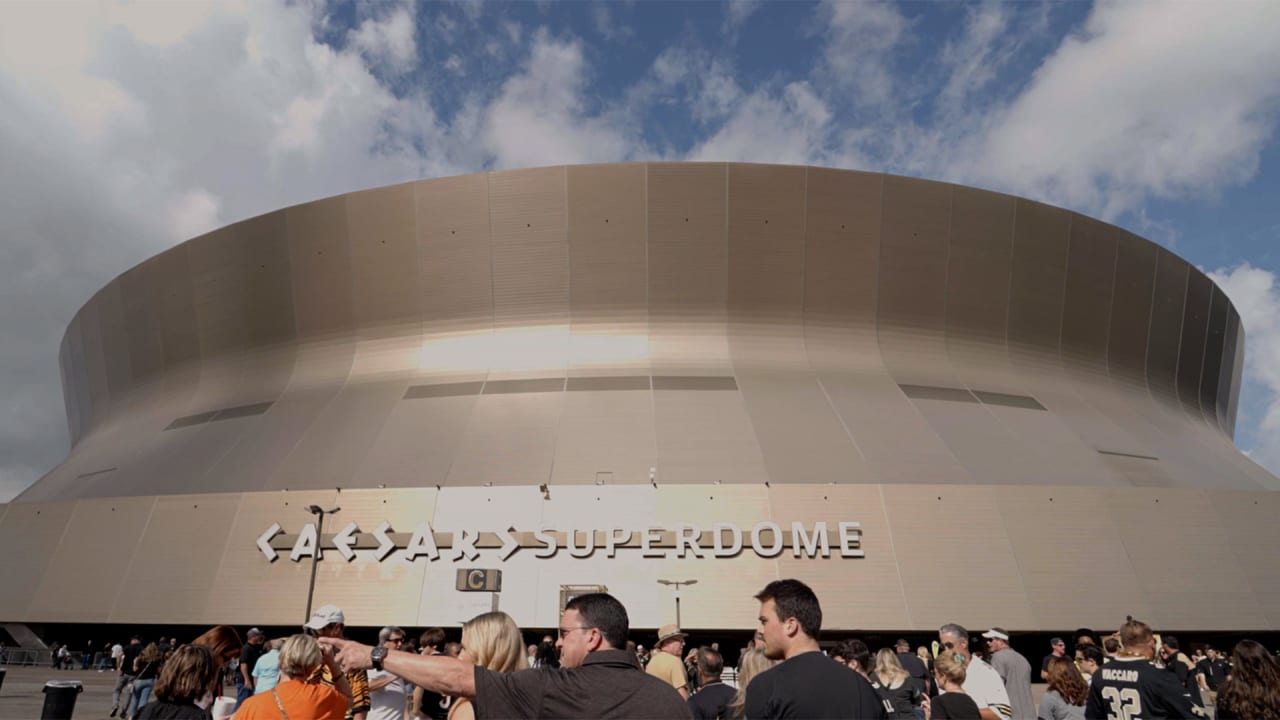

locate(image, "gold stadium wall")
(4, 163), (1277, 632)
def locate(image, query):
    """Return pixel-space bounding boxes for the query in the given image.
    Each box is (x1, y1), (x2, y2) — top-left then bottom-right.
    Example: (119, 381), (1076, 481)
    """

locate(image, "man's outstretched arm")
(319, 637), (477, 699)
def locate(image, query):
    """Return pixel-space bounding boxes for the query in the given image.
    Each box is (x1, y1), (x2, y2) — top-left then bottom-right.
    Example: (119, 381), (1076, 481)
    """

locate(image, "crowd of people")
(36, 579), (1280, 719)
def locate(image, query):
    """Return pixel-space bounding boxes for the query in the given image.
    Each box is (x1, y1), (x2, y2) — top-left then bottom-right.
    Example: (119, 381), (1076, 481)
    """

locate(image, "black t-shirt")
(120, 644), (141, 676)
(898, 652), (928, 681)
(134, 655), (161, 680)
(688, 681), (736, 720)
(1163, 654), (1190, 690)
(418, 652), (453, 720)
(1195, 658), (1228, 690)
(930, 692), (982, 720)
(473, 649), (690, 719)
(744, 651), (887, 719)
(1084, 656), (1200, 719)
(238, 643), (263, 684)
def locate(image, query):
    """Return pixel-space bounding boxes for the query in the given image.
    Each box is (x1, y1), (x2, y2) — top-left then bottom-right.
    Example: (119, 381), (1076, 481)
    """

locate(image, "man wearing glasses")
(321, 593), (691, 718)
(369, 626), (407, 720)
(1041, 637), (1068, 681)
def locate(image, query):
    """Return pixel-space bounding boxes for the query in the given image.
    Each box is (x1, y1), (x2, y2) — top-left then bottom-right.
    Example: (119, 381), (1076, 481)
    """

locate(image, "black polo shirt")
(473, 649), (691, 719)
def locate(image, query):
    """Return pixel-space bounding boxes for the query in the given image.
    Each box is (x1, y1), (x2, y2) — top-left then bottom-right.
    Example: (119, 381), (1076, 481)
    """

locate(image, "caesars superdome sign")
(258, 521), (865, 564)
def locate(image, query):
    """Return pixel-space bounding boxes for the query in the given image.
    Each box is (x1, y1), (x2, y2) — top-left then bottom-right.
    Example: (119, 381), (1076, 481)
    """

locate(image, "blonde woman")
(234, 635), (348, 720)
(873, 648), (923, 720)
(924, 651), (980, 720)
(448, 611), (524, 720)
(725, 647), (780, 720)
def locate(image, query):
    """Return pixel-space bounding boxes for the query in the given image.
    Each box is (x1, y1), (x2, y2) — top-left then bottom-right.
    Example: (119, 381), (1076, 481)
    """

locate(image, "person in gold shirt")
(646, 625), (690, 700)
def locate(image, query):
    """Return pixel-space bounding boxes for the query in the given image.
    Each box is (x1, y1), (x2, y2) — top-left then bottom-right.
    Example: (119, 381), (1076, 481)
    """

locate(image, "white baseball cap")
(981, 628), (1009, 641)
(304, 604), (345, 631)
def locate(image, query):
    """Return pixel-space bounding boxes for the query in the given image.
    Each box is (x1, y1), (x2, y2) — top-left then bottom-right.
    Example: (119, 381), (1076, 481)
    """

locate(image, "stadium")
(2, 163), (1277, 640)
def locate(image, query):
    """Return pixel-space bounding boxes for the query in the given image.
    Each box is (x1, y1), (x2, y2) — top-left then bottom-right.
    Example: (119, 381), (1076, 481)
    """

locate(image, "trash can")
(41, 680), (82, 720)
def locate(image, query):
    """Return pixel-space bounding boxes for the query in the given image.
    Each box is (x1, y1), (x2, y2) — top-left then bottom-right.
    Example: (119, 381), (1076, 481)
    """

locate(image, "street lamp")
(304, 505), (341, 622)
(657, 578), (697, 628)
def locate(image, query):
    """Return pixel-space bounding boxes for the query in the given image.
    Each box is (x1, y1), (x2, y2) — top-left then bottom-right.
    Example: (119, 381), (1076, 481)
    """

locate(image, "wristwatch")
(370, 646), (388, 671)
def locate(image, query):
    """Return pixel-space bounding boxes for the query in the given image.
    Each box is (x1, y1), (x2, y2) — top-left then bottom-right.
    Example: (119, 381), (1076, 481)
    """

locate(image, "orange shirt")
(233, 679), (349, 720)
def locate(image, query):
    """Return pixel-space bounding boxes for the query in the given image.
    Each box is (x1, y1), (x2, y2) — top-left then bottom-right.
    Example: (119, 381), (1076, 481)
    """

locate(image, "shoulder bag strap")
(272, 688), (290, 720)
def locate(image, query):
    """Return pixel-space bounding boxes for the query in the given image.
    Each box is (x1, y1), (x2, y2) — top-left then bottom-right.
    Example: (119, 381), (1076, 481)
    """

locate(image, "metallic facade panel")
(238, 211), (297, 348)
(727, 164), (807, 370)
(287, 196), (355, 340)
(646, 163), (729, 374)
(0, 501), (74, 618)
(653, 389), (770, 485)
(489, 166), (570, 329)
(446, 392), (564, 487)
(405, 381), (484, 398)
(210, 491), (338, 625)
(878, 175), (952, 385)
(882, 485), (1035, 630)
(1199, 286), (1230, 429)
(1177, 270), (1213, 415)
(772, 484), (912, 629)
(736, 372), (871, 485)
(354, 394), (481, 489)
(28, 496), (156, 622)
(802, 168), (881, 333)
(307, 488), (437, 627)
(1146, 250), (1189, 401)
(1207, 491), (1280, 626)
(567, 164), (647, 330)
(995, 487), (1154, 629)
(187, 224), (249, 357)
(1220, 307), (1242, 435)
(1105, 488), (1266, 630)
(415, 172), (493, 334)
(1007, 199), (1070, 361)
(1060, 214), (1117, 370)
(1107, 231), (1158, 388)
(119, 258), (166, 386)
(268, 380), (404, 491)
(347, 183), (421, 333)
(154, 244), (202, 374)
(550, 388), (658, 486)
(819, 372), (972, 484)
(112, 493), (240, 623)
(945, 186), (1015, 390)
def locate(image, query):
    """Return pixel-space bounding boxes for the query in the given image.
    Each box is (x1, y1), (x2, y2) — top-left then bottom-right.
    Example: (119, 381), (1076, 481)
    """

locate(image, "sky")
(1, 0), (1279, 502)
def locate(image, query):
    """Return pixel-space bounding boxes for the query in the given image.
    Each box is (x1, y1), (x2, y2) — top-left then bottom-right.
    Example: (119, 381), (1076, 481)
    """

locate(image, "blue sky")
(1, 0), (1279, 500)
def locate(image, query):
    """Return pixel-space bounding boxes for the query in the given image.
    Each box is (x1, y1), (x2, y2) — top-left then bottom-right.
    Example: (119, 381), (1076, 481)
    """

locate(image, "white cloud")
(970, 1), (1280, 220)
(348, 4), (418, 75)
(481, 32), (638, 168)
(590, 3), (633, 42)
(724, 0), (763, 34)
(0, 0), (458, 501)
(688, 82), (832, 164)
(1209, 264), (1280, 475)
(817, 0), (909, 107)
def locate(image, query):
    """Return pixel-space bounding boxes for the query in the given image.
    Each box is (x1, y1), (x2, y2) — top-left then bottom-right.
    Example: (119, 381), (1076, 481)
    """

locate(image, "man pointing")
(319, 593), (690, 719)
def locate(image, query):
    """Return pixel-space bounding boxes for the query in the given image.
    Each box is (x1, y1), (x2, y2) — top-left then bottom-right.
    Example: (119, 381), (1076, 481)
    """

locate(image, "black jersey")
(1085, 656), (1203, 720)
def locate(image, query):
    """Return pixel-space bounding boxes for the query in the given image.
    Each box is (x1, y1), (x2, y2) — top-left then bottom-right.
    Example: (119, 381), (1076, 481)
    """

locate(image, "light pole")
(304, 505), (341, 622)
(657, 578), (697, 628)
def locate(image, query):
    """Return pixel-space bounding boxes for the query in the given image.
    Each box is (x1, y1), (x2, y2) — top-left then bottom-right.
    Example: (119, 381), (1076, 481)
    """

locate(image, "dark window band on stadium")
(899, 383), (1047, 411)
(402, 375), (738, 400)
(163, 401), (274, 431)
(1097, 449), (1160, 461)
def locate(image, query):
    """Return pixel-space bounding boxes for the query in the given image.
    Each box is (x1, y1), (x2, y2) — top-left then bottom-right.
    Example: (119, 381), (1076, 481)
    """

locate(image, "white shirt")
(368, 669), (406, 720)
(111, 644), (123, 660)
(963, 657), (1013, 720)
